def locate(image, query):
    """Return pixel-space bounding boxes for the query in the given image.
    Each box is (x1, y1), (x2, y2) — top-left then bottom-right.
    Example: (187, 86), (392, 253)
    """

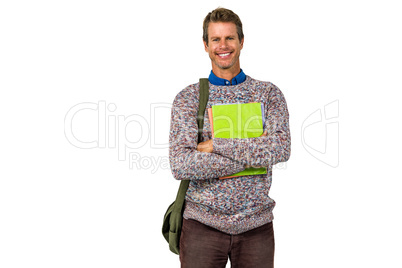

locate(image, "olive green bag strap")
(197, 78), (210, 142)
(162, 78), (209, 255)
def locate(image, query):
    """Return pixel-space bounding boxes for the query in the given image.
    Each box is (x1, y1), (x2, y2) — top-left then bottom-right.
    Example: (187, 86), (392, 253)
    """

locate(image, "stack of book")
(208, 102), (267, 179)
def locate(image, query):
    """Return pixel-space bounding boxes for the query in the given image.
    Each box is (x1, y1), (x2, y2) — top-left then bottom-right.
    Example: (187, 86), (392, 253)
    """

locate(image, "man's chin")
(215, 62), (235, 70)
(217, 65), (232, 70)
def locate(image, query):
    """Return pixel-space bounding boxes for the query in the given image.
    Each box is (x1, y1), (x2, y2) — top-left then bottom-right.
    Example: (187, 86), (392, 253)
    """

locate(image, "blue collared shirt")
(208, 69), (246, 86)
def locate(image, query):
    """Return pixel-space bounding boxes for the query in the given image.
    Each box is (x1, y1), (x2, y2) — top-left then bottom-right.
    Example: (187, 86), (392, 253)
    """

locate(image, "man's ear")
(203, 40), (209, 52)
(240, 38), (244, 49)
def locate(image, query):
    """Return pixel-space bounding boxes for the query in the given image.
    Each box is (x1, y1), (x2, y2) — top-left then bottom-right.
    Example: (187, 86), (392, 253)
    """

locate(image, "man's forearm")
(212, 132), (291, 167)
(170, 141), (245, 180)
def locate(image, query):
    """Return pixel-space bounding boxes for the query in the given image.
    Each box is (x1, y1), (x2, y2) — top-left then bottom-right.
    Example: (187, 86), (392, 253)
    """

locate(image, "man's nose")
(219, 39), (228, 49)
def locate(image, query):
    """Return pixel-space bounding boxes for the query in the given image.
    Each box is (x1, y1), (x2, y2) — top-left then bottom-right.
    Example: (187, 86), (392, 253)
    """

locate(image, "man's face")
(204, 22), (244, 72)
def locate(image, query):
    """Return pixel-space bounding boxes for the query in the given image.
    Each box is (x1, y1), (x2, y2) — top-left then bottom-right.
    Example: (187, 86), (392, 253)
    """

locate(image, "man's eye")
(212, 39), (219, 42)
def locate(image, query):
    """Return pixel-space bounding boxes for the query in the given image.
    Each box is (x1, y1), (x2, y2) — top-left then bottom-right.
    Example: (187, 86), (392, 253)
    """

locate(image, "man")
(169, 7), (291, 268)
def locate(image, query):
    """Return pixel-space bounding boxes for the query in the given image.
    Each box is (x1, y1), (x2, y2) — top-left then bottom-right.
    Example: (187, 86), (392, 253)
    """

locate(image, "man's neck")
(212, 66), (241, 82)
(209, 69), (246, 86)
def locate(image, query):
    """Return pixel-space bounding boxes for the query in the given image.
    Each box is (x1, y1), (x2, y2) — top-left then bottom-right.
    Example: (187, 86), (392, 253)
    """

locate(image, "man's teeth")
(219, 53), (230, 56)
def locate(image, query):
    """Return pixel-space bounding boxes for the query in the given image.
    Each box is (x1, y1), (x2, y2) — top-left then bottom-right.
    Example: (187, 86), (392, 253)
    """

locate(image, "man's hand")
(197, 139), (213, 153)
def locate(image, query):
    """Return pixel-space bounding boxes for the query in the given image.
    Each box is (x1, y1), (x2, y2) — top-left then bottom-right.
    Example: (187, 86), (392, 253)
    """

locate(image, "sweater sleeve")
(212, 84), (291, 167)
(169, 85), (246, 180)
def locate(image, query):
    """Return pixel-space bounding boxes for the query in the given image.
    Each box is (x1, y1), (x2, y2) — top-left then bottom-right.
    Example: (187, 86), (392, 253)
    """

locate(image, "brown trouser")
(179, 218), (275, 268)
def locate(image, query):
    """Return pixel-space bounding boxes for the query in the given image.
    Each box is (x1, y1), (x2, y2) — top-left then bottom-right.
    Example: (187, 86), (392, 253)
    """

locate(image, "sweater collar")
(208, 69), (246, 86)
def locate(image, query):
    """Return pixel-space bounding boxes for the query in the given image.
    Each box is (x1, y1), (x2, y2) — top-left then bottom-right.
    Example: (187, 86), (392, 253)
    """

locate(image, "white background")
(1, 0), (401, 267)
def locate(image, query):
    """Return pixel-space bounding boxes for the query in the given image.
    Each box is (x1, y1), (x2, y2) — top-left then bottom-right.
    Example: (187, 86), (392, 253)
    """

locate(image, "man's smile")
(217, 52), (232, 58)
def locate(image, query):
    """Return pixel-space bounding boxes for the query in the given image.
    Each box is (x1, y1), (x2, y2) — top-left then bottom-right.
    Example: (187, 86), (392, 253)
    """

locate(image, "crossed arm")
(169, 84), (291, 181)
(196, 131), (268, 168)
(168, 87), (245, 180)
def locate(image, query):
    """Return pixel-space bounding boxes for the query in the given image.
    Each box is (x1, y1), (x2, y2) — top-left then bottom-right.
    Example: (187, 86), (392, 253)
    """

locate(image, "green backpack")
(162, 78), (209, 255)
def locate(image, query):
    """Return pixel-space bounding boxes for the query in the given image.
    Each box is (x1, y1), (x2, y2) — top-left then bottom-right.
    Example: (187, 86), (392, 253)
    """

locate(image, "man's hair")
(203, 7), (244, 45)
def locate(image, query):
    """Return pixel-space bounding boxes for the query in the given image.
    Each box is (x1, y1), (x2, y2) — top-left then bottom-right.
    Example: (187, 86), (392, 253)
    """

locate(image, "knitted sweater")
(169, 76), (291, 235)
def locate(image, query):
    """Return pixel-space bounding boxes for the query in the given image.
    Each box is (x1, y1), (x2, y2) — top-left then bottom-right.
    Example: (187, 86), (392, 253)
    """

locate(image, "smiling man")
(169, 7), (291, 268)
(204, 21), (243, 75)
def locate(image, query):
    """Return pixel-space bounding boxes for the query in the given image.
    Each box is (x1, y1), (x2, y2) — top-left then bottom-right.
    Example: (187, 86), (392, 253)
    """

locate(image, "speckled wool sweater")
(169, 76), (291, 235)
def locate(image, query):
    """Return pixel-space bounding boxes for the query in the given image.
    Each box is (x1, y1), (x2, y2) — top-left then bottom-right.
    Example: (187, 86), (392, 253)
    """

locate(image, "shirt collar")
(208, 69), (246, 86)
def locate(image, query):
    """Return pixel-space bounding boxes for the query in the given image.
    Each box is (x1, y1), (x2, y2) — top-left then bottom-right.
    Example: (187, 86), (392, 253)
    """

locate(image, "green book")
(208, 102), (267, 179)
